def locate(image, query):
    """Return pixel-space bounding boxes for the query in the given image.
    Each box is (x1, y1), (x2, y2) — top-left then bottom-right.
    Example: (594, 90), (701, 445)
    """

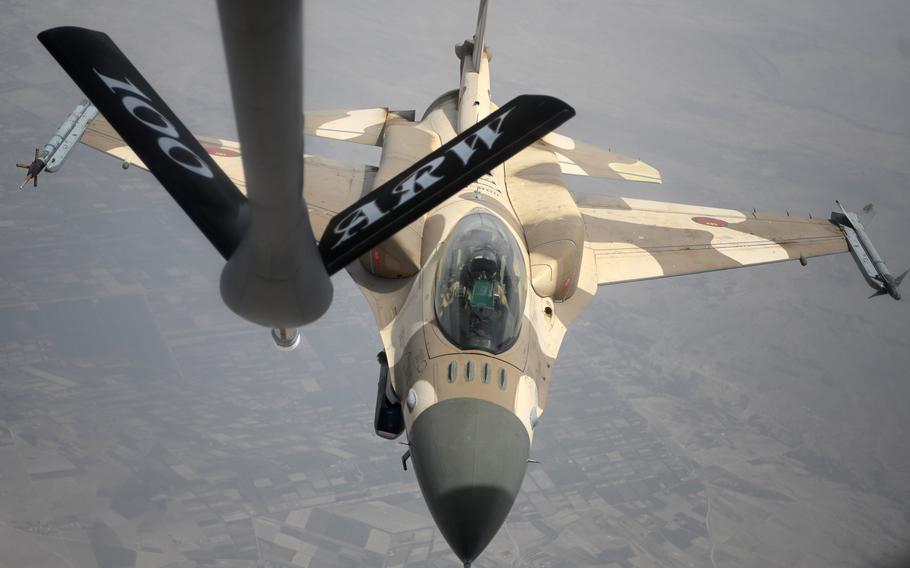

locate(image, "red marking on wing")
(692, 216), (729, 228)
(205, 147), (240, 158)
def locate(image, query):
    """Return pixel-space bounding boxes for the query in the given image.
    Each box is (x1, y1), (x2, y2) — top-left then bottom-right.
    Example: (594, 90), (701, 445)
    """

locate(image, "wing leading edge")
(579, 194), (847, 286)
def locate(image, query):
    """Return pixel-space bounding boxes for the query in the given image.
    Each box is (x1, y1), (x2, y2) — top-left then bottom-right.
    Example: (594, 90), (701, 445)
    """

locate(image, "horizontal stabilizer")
(304, 108), (414, 146)
(537, 132), (661, 183)
(319, 94), (576, 273)
(38, 26), (248, 259)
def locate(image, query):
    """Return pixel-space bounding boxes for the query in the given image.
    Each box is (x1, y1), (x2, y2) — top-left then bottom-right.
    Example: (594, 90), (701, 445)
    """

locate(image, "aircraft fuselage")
(348, 39), (596, 564)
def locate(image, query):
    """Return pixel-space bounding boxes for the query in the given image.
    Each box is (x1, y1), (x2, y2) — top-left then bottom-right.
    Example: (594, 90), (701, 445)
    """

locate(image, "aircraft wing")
(304, 108), (415, 146)
(578, 195), (848, 285)
(80, 115), (376, 239)
(537, 132), (661, 183)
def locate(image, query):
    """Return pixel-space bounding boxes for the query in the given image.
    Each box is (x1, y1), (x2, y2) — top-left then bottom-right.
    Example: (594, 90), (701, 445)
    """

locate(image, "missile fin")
(858, 203), (875, 227)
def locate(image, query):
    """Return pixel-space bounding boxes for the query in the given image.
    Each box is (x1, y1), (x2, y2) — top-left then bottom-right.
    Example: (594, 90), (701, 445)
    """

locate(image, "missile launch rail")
(830, 201), (906, 300)
(16, 100), (97, 189)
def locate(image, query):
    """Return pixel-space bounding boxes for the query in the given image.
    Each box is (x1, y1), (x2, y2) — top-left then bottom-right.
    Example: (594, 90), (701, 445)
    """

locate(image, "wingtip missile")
(831, 202), (903, 301)
(864, 269), (903, 301)
(15, 101), (98, 190)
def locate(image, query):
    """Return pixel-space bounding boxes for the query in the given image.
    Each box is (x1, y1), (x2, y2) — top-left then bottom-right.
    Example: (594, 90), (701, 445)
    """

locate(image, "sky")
(1, 1), (909, 567)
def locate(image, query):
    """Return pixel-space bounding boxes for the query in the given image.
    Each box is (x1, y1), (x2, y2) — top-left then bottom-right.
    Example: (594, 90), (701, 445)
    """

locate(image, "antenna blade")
(858, 203), (875, 227)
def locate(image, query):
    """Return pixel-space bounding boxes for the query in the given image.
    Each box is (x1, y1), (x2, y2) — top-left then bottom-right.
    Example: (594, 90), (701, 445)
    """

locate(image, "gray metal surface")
(44, 100), (96, 172)
(408, 398), (530, 563)
(842, 225), (880, 283)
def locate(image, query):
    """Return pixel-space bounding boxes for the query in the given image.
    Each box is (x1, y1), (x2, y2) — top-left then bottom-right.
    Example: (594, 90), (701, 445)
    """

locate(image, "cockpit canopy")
(434, 211), (526, 354)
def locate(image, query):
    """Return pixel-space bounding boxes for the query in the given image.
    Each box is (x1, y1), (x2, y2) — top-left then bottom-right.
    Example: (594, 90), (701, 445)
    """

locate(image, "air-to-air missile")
(831, 201), (907, 300)
(15, 99), (98, 188)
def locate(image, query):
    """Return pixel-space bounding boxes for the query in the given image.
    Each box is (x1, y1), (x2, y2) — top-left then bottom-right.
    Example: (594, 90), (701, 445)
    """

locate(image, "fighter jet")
(21, 0), (904, 565)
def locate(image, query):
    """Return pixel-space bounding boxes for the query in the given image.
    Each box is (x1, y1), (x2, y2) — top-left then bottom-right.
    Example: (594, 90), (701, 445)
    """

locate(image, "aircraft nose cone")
(408, 398), (530, 564)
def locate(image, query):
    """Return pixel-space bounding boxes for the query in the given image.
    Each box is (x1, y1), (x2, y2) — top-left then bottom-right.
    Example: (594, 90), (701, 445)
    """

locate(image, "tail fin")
(896, 269), (909, 288)
(472, 0), (489, 66)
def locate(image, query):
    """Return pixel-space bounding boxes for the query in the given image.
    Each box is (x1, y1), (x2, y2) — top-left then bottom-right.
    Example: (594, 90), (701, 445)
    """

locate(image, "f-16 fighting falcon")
(17, 0), (905, 565)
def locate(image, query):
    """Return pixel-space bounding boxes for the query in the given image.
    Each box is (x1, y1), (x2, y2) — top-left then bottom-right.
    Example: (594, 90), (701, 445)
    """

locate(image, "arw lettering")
(330, 109), (513, 249)
(449, 108), (512, 166)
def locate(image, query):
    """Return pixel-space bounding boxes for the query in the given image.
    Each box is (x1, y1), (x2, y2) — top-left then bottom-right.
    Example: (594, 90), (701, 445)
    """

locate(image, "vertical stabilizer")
(472, 0), (489, 68)
(458, 0), (492, 132)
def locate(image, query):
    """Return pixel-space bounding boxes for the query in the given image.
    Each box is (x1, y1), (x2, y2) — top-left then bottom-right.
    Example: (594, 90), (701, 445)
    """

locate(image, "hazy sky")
(1, 1), (908, 566)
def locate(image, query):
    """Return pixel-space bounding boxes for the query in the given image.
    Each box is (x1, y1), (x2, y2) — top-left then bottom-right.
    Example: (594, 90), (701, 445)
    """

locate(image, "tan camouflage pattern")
(578, 194), (848, 285)
(80, 115), (148, 169)
(76, 43), (849, 445)
(537, 131), (662, 183)
(505, 144), (585, 300)
(58, 7), (867, 563)
(359, 120), (441, 278)
(300, 156), (378, 241)
(303, 108), (415, 146)
(351, 196), (562, 441)
(79, 115), (376, 240)
(303, 108), (389, 145)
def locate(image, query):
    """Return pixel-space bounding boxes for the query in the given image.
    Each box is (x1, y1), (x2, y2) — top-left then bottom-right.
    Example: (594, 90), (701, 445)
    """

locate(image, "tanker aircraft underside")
(18, 1), (904, 565)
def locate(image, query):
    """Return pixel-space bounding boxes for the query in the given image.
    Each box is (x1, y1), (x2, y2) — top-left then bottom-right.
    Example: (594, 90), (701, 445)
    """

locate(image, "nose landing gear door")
(374, 351), (405, 439)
